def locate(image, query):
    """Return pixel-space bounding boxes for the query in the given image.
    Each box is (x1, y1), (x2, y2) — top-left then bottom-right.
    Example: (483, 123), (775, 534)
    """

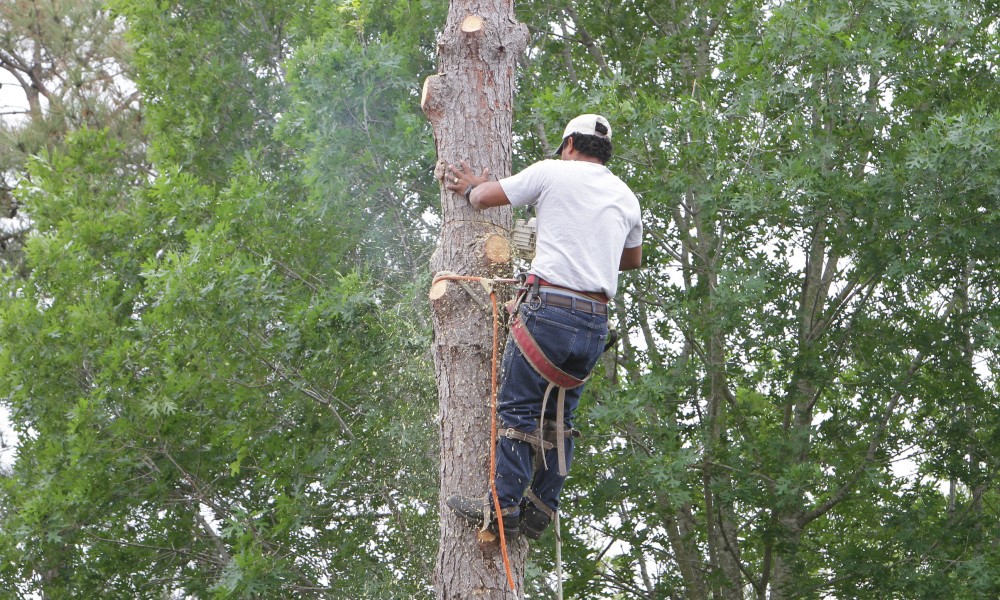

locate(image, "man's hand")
(444, 160), (491, 198)
(444, 160), (511, 210)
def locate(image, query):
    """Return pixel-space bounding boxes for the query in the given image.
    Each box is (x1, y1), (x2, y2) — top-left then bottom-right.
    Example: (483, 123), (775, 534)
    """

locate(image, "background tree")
(0, 0), (142, 273)
(510, 0), (1000, 597)
(0, 0), (442, 597)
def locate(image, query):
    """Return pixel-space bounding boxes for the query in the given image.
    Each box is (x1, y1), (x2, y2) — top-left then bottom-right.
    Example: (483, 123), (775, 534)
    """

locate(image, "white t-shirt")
(500, 159), (642, 299)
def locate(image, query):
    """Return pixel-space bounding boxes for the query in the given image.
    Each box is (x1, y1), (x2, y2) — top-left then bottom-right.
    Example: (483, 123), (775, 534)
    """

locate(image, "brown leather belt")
(538, 291), (608, 315)
(525, 274), (609, 304)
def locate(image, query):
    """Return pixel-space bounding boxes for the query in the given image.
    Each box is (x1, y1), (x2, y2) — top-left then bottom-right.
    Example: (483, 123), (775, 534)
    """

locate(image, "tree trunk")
(422, 2), (528, 599)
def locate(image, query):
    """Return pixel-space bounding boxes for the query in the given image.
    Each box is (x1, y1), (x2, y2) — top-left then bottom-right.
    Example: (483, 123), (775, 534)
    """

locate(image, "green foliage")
(2, 0), (999, 598)
(1, 1), (441, 597)
(0, 0), (144, 274)
(514, 0), (1000, 597)
(280, 10), (440, 282)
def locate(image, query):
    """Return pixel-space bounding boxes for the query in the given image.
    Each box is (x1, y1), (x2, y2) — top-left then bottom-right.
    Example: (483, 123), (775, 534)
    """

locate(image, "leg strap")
(555, 386), (568, 475)
(509, 313), (590, 476)
(498, 427), (555, 451)
(497, 420), (581, 477)
(538, 381), (556, 471)
(497, 423), (580, 451)
(481, 496), (519, 531)
(524, 489), (556, 521)
(540, 383), (570, 476)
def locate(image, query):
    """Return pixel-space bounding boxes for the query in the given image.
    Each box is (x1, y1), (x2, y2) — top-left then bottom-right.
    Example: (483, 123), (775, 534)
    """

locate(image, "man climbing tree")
(443, 114), (642, 540)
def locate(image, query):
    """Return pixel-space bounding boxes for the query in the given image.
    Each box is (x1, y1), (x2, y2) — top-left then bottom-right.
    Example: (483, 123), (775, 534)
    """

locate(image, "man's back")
(501, 159), (642, 298)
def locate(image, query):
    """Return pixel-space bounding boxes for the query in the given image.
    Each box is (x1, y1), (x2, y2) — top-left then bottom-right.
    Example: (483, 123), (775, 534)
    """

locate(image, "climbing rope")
(432, 272), (518, 592)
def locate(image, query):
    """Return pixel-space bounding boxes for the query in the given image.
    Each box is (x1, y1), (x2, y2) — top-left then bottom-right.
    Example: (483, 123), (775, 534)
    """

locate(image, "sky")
(0, 409), (15, 471)
(0, 70), (28, 125)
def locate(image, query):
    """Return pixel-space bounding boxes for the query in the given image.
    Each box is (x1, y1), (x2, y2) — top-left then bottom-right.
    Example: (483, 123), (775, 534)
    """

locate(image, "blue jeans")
(493, 300), (608, 514)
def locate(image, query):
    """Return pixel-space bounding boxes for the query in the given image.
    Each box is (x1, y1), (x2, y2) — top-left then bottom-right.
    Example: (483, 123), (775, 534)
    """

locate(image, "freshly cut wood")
(420, 75), (439, 114)
(483, 234), (511, 270)
(461, 15), (484, 33)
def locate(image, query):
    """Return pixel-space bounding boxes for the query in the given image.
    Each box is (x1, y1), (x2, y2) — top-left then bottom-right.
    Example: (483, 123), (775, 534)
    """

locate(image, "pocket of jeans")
(528, 315), (578, 365)
(594, 330), (609, 355)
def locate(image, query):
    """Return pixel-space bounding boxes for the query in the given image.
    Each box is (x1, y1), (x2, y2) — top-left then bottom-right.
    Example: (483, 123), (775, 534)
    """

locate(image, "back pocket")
(526, 314), (578, 366)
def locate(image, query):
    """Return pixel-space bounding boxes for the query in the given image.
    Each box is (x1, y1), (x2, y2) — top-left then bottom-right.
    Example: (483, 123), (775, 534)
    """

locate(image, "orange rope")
(487, 286), (516, 591)
(433, 273), (518, 591)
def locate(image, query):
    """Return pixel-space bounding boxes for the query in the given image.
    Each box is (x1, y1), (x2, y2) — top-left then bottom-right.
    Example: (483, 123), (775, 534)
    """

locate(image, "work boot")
(446, 495), (521, 540)
(520, 503), (552, 540)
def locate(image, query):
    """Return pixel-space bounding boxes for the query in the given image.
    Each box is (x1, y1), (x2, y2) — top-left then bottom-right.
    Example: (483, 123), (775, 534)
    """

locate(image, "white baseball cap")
(554, 114), (612, 156)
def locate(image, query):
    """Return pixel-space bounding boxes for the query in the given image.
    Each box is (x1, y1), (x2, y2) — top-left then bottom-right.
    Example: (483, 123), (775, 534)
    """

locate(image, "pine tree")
(422, 2), (529, 597)
(0, 0), (142, 272)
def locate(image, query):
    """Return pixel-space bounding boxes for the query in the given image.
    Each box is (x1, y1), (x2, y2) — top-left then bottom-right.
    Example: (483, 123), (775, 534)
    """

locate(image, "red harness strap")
(509, 315), (588, 476)
(510, 316), (586, 390)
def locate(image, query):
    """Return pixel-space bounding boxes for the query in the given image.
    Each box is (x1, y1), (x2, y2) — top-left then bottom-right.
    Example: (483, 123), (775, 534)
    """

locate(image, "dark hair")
(569, 131), (613, 164)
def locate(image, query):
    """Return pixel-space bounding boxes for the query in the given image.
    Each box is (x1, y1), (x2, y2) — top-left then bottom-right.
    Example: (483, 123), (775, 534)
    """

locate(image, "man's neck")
(565, 152), (603, 165)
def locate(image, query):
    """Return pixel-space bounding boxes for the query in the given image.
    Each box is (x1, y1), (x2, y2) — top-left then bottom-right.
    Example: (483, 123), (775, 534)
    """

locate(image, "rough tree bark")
(421, 2), (528, 599)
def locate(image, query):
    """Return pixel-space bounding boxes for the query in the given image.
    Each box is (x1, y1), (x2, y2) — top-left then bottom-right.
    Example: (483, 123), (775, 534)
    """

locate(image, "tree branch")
(800, 292), (962, 527)
(236, 325), (356, 439)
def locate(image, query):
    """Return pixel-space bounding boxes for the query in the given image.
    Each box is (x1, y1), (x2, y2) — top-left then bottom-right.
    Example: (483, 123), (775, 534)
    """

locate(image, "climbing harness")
(506, 273), (611, 600)
(509, 315), (586, 476)
(506, 273), (605, 476)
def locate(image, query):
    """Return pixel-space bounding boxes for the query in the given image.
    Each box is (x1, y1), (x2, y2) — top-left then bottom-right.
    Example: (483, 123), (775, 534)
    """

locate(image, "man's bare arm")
(468, 181), (510, 210)
(620, 245), (642, 271)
